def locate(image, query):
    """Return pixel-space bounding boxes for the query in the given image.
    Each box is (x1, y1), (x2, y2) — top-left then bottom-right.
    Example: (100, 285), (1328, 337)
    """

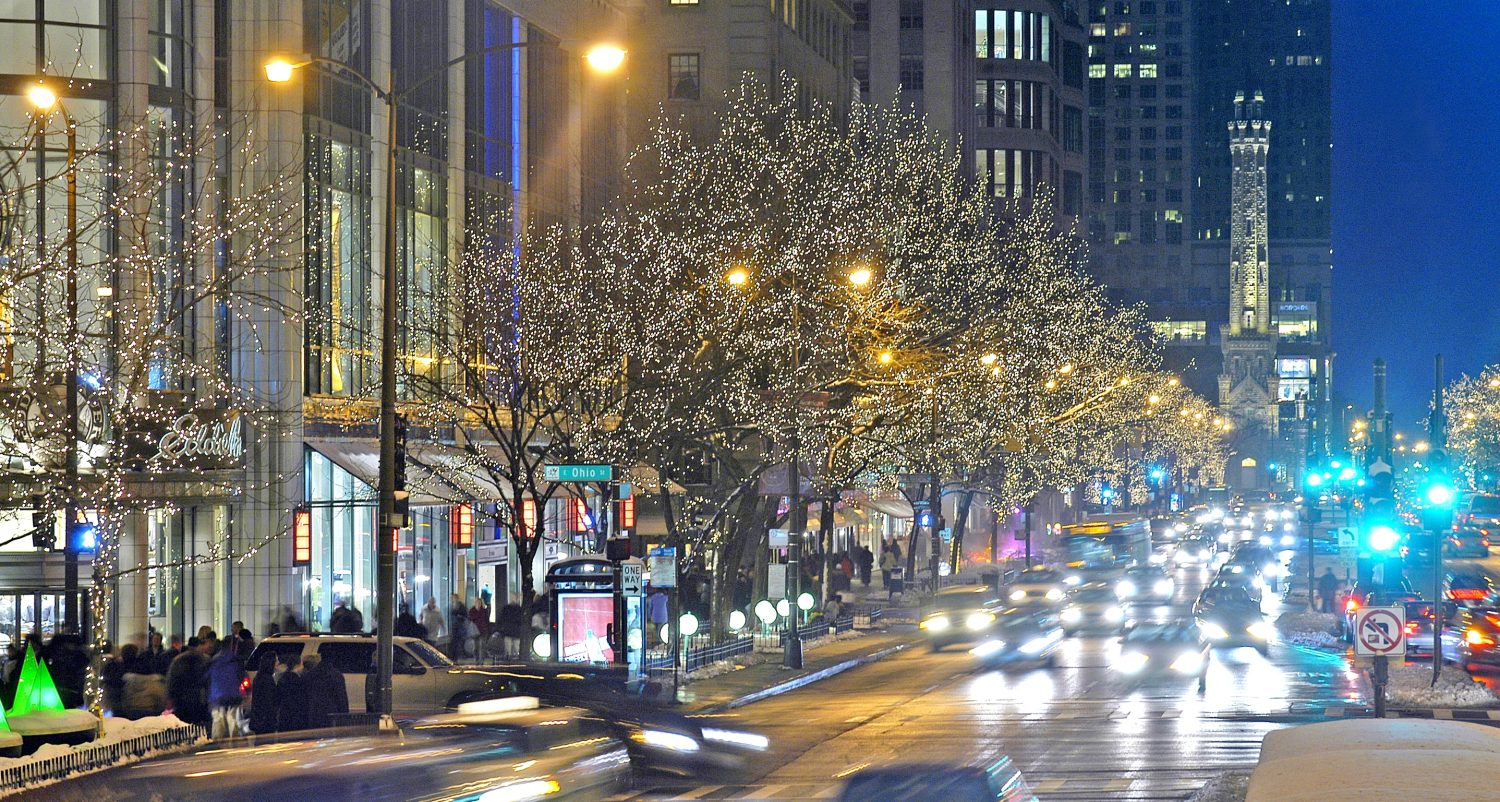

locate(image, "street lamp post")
(267, 42), (624, 725)
(28, 86), (80, 631)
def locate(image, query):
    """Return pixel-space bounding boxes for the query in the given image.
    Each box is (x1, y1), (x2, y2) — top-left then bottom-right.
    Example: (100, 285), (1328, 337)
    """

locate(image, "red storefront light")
(451, 503), (474, 547)
(292, 506), (312, 566)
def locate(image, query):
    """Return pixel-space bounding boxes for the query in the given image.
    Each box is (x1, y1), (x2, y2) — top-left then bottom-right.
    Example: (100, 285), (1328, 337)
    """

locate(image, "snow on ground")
(1276, 610), (1341, 649)
(1186, 770), (1249, 802)
(0, 713), (201, 774)
(1383, 662), (1500, 708)
(693, 629), (867, 680)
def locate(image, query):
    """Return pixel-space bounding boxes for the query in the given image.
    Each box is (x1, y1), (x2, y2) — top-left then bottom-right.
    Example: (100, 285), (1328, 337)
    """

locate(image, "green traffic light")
(1305, 473), (1324, 488)
(1367, 524), (1400, 552)
(1426, 483), (1455, 508)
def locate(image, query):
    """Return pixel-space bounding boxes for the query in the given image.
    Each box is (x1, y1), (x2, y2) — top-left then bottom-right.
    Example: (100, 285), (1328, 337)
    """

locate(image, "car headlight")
(1116, 580), (1137, 597)
(970, 639), (1007, 658)
(1064, 575), (1082, 586)
(1115, 650), (1149, 673)
(1258, 535), (1272, 547)
(701, 727), (770, 751)
(1218, 533), (1231, 543)
(1061, 607), (1082, 623)
(1104, 606), (1125, 623)
(1009, 589), (1026, 601)
(922, 615), (951, 632)
(1247, 621), (1274, 641)
(631, 729), (701, 753)
(1280, 534), (1296, 546)
(1251, 576), (1266, 590)
(1046, 588), (1064, 601)
(1149, 552), (1167, 565)
(477, 778), (562, 802)
(1020, 635), (1055, 654)
(966, 612), (997, 630)
(1170, 650), (1204, 673)
(1154, 579), (1174, 596)
(1201, 621), (1229, 640)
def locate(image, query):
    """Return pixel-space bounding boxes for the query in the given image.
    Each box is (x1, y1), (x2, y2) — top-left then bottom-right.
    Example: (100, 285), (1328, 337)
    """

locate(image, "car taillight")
(1451, 589), (1488, 601)
(1405, 622), (1419, 635)
(1467, 628), (1496, 647)
(240, 676), (251, 694)
(1345, 598), (1359, 614)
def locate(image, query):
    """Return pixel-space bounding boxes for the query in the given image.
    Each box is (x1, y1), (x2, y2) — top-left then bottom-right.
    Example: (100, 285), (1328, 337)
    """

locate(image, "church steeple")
(1228, 90), (1271, 336)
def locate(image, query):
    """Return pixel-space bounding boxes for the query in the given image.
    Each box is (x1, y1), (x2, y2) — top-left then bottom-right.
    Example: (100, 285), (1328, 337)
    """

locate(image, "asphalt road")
(620, 563), (1365, 801)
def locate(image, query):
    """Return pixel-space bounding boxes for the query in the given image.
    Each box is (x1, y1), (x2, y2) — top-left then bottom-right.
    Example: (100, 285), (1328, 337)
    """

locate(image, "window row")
(975, 148), (1054, 200)
(975, 9), (1052, 63)
(975, 79), (1049, 131)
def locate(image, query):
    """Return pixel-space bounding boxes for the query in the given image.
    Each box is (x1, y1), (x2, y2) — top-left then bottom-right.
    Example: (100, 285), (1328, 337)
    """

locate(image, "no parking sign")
(1354, 606), (1405, 657)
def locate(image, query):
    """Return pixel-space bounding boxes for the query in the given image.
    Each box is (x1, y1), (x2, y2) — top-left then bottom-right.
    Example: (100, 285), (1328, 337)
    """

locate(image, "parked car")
(244, 634), (627, 714)
(920, 585), (1005, 651)
(1113, 621), (1211, 690)
(838, 757), (1037, 802)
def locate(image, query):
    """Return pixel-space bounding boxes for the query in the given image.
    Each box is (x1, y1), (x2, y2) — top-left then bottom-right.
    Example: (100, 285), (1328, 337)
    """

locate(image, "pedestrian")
(498, 595), (527, 659)
(1316, 567), (1340, 614)
(143, 630), (168, 674)
(300, 654), (349, 729)
(247, 652), (279, 734)
(449, 593), (470, 658)
(330, 600), (364, 634)
(856, 545), (874, 587)
(102, 643), (132, 714)
(823, 593), (844, 621)
(880, 546), (898, 587)
(273, 652), (307, 732)
(420, 597), (445, 644)
(469, 594), (493, 646)
(166, 634), (214, 728)
(44, 628), (89, 708)
(646, 587), (668, 628)
(156, 634), (183, 675)
(395, 604), (428, 640)
(206, 636), (247, 739)
(236, 628), (256, 669)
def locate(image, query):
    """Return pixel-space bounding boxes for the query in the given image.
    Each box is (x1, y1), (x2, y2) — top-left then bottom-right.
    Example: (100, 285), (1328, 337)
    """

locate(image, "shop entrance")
(0, 590), (87, 650)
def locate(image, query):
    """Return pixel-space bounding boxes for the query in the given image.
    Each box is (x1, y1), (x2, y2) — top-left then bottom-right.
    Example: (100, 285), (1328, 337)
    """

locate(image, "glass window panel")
(44, 0), (105, 24)
(0, 22), (34, 73)
(44, 24), (107, 79)
(975, 10), (988, 59)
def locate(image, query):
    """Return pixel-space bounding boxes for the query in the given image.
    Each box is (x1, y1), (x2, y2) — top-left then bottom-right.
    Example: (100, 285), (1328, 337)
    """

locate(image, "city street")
(621, 566), (1365, 801)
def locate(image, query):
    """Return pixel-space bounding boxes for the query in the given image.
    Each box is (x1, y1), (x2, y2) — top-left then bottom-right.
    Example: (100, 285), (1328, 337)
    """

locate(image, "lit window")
(1090, 23), (1106, 36)
(1163, 209), (1182, 222)
(1114, 63), (1132, 78)
(1139, 63), (1157, 78)
(669, 0), (699, 4)
(668, 53), (700, 100)
(1089, 63), (1106, 78)
(1114, 22), (1131, 36)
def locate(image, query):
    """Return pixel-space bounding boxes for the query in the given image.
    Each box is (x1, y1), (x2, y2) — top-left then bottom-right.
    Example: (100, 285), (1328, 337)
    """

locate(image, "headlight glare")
(922, 615), (951, 632)
(1154, 579), (1174, 596)
(1046, 588), (1064, 601)
(1170, 651), (1204, 673)
(1116, 580), (1137, 597)
(632, 729), (701, 753)
(966, 612), (996, 630)
(1061, 607), (1082, 623)
(1248, 621), (1274, 641)
(1201, 621), (1229, 640)
(1104, 606), (1125, 622)
(701, 727), (769, 751)
(1115, 650), (1149, 673)
(1009, 589), (1026, 601)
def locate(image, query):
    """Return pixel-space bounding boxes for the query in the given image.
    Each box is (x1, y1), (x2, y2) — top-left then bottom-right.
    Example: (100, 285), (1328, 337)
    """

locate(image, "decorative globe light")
(776, 599), (791, 618)
(754, 600), (777, 624)
(797, 592), (814, 611)
(532, 634), (551, 659)
(680, 613), (699, 637)
(659, 623), (672, 644)
(729, 610), (747, 631)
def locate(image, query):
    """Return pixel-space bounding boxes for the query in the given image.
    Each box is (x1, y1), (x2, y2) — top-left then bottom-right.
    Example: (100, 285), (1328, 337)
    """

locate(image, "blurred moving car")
(1060, 583), (1131, 635)
(1205, 572), (1264, 605)
(1228, 542), (1284, 589)
(837, 757), (1037, 802)
(1173, 536), (1216, 566)
(1438, 607), (1500, 671)
(969, 608), (1065, 668)
(25, 698), (629, 801)
(921, 585), (1005, 651)
(577, 698), (770, 777)
(1341, 580), (1421, 641)
(1459, 493), (1500, 530)
(1194, 585), (1272, 654)
(1445, 529), (1491, 559)
(1005, 567), (1069, 606)
(1115, 565), (1174, 603)
(1444, 571), (1497, 608)
(1113, 621), (1211, 691)
(1402, 600), (1457, 659)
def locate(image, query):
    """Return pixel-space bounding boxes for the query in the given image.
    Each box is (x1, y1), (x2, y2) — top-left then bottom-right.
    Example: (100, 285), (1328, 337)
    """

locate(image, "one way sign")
(1354, 606), (1406, 657)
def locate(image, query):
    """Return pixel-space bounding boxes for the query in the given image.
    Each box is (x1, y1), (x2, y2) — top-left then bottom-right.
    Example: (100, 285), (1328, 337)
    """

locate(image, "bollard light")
(532, 633), (551, 659)
(776, 599), (791, 618)
(754, 600), (777, 624)
(729, 610), (747, 631)
(680, 613), (700, 637)
(659, 623), (672, 645)
(797, 592), (814, 611)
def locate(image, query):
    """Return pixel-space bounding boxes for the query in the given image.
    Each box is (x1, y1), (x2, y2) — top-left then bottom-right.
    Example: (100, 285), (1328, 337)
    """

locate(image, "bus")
(1057, 519), (1152, 570)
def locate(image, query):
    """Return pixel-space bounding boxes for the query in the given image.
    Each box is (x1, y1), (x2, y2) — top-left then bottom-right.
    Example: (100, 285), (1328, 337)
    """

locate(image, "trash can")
(888, 567), (905, 598)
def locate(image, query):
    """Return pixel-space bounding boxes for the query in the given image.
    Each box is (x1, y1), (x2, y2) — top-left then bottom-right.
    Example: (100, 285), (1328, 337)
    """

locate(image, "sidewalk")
(672, 629), (913, 712)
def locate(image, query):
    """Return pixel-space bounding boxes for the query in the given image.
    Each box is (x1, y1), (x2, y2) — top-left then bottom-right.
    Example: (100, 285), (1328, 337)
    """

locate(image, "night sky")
(1333, 5), (1500, 427)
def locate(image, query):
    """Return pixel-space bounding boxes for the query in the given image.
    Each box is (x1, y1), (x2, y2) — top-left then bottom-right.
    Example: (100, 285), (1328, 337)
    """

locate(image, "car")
(837, 758), (1038, 802)
(920, 585), (1005, 651)
(1402, 600), (1458, 659)
(1459, 494), (1500, 531)
(1194, 601), (1273, 654)
(1445, 528), (1491, 558)
(1207, 569), (1264, 605)
(1115, 565), (1174, 603)
(1438, 607), (1500, 671)
(1173, 536), (1216, 566)
(1402, 528), (1437, 566)
(1225, 544), (1284, 591)
(27, 698), (630, 801)
(1340, 581), (1422, 641)
(1444, 571), (1497, 608)
(1004, 567), (1068, 606)
(1060, 583), (1131, 635)
(243, 633), (628, 714)
(578, 697), (771, 777)
(969, 608), (1065, 668)
(1113, 621), (1211, 690)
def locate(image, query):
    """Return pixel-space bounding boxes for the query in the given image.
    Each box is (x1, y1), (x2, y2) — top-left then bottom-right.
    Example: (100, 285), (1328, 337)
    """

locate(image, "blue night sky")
(1333, 5), (1500, 427)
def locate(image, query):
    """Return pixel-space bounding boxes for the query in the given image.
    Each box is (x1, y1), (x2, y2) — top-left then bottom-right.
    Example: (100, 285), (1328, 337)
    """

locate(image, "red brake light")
(1345, 598), (1359, 614)
(1405, 622), (1419, 634)
(1467, 628), (1496, 647)
(1450, 589), (1488, 601)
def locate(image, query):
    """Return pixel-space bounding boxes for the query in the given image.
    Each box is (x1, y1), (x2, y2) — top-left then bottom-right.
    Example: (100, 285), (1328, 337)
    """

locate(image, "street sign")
(767, 564), (788, 599)
(620, 558), (644, 594)
(1337, 527), (1357, 574)
(647, 546), (677, 588)
(544, 464), (614, 483)
(768, 528), (789, 548)
(1354, 606), (1406, 656)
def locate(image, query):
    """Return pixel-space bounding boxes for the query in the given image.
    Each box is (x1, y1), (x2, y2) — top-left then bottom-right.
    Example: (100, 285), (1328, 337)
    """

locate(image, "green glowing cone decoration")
(9, 642), (64, 716)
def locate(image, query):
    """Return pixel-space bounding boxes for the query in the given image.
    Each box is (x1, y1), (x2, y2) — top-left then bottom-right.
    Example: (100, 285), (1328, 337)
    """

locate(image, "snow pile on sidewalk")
(1187, 770), (1249, 802)
(1383, 663), (1500, 708)
(0, 713), (203, 793)
(1276, 610), (1340, 649)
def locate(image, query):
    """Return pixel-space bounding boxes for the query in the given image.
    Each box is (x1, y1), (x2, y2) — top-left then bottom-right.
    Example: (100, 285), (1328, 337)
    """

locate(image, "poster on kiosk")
(546, 556), (619, 666)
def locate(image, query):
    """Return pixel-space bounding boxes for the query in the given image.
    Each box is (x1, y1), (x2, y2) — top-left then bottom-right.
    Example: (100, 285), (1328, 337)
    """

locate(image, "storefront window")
(146, 508), (183, 638)
(305, 449), (375, 630)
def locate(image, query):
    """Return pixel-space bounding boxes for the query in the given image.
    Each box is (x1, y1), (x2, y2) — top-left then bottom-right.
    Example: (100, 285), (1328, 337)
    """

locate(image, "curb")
(714, 643), (909, 712)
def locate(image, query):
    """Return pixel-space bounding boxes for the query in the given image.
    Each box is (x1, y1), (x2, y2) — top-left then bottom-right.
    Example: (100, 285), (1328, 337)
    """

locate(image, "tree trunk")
(949, 490), (975, 572)
(818, 497), (835, 605)
(709, 492), (760, 639)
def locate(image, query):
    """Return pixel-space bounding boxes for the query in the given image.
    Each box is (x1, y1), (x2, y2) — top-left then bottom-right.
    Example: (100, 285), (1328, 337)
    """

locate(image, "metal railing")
(644, 633), (755, 675)
(0, 723), (205, 792)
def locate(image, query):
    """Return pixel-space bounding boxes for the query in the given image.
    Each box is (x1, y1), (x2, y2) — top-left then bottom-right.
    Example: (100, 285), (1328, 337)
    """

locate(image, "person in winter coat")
(394, 605), (428, 640)
(206, 638), (247, 739)
(420, 597), (445, 644)
(247, 652), (279, 734)
(166, 636), (213, 728)
(299, 654), (349, 729)
(856, 545), (874, 586)
(498, 597), (527, 659)
(880, 547), (898, 587)
(272, 653), (307, 732)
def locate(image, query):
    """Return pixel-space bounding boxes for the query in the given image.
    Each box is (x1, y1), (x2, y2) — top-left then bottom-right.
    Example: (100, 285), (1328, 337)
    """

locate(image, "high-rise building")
(1086, 0), (1332, 486)
(853, 1), (974, 158)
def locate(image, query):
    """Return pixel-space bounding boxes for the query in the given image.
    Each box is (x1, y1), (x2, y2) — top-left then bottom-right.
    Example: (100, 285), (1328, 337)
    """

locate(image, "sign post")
(1354, 605), (1406, 717)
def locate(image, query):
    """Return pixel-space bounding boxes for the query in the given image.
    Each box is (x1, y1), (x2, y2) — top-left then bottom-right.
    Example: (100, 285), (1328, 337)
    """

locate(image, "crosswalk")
(610, 771), (1220, 801)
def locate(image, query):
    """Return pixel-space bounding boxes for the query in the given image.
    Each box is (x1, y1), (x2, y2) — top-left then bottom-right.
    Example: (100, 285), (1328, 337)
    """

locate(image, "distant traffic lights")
(1420, 448), (1456, 532)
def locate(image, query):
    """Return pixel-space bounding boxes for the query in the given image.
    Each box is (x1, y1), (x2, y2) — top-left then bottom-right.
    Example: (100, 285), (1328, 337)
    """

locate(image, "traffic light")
(390, 412), (410, 529)
(1362, 498), (1400, 554)
(31, 507), (55, 551)
(66, 520), (97, 554)
(1304, 471), (1325, 490)
(1420, 449), (1456, 532)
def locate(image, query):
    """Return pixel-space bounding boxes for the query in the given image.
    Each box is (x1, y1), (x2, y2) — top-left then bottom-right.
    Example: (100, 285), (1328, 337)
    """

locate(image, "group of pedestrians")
(392, 592), (540, 661)
(246, 650), (348, 735)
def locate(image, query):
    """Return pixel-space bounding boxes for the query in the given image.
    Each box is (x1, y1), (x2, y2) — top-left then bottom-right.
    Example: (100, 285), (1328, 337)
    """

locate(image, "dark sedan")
(1113, 621), (1211, 690)
(969, 608), (1065, 669)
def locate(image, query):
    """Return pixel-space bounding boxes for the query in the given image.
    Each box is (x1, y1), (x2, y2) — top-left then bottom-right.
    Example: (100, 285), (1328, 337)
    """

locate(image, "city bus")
(1057, 519), (1152, 570)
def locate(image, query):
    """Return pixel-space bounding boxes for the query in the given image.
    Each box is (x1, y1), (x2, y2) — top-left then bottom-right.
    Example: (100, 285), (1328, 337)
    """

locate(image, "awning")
(856, 495), (914, 520)
(307, 440), (504, 507)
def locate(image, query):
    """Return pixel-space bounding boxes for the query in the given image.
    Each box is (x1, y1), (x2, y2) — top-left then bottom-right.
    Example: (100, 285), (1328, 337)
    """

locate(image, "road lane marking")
(843, 714), (870, 723)
(1104, 778), (1134, 791)
(1031, 779), (1066, 792)
(668, 787), (725, 800)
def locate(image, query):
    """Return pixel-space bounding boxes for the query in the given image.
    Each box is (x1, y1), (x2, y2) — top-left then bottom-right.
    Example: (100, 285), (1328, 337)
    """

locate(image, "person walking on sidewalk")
(856, 545), (874, 587)
(1316, 568), (1340, 613)
(880, 546), (898, 588)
